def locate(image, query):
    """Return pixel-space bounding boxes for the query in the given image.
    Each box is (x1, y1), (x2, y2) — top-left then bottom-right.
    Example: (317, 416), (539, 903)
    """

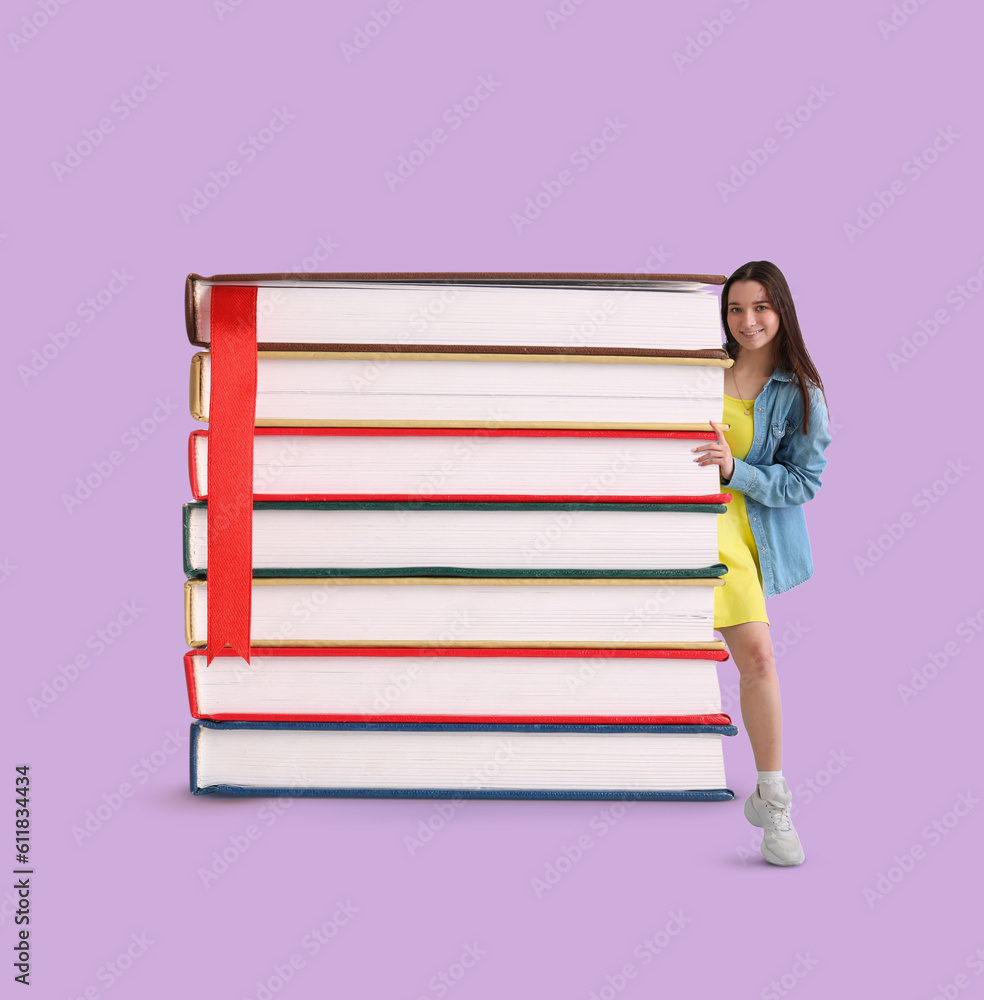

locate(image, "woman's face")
(726, 280), (781, 355)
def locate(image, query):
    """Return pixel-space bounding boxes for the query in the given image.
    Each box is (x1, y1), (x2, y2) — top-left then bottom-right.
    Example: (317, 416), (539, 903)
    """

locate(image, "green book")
(183, 501), (728, 579)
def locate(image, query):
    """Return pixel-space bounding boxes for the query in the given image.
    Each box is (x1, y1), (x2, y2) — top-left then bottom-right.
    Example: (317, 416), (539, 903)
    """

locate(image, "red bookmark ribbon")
(206, 285), (257, 665)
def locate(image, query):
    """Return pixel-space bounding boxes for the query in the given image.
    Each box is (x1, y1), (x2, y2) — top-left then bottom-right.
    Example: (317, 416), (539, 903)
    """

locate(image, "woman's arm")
(722, 386), (831, 508)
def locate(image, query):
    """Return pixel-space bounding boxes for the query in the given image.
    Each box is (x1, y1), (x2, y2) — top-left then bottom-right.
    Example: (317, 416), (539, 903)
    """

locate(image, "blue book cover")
(191, 719), (738, 800)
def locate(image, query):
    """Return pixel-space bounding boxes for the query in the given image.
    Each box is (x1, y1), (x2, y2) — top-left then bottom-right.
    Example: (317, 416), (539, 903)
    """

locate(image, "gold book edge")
(191, 349), (731, 428)
(184, 578), (194, 647)
(184, 575), (725, 645)
(190, 353), (205, 422)
(189, 351), (733, 431)
(250, 351), (735, 366)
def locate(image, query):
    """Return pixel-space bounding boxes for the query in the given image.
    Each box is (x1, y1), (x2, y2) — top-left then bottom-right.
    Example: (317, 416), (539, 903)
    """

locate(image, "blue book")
(190, 720), (737, 800)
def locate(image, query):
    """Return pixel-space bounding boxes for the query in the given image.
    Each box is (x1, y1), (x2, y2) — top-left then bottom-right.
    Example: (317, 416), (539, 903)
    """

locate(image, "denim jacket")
(721, 369), (831, 598)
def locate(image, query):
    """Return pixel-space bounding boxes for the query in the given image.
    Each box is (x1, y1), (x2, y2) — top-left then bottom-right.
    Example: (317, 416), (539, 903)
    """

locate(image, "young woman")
(692, 261), (831, 866)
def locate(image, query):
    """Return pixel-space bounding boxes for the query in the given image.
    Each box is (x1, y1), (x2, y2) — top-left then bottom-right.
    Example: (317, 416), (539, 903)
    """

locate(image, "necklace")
(732, 366), (753, 415)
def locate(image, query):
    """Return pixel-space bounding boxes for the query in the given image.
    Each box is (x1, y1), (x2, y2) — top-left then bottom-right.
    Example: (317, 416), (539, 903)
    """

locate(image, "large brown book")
(185, 271), (729, 356)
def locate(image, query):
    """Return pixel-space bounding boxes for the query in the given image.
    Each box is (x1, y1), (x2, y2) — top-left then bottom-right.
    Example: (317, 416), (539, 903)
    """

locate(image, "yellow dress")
(713, 394), (771, 629)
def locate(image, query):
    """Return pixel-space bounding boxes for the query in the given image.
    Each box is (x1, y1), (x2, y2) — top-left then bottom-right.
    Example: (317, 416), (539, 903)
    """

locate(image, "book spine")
(192, 712), (735, 726)
(193, 785), (736, 800)
(190, 646), (732, 660)
(191, 719), (738, 735)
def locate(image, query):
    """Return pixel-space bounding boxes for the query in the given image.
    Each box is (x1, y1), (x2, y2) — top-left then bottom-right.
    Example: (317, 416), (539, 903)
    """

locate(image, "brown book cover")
(185, 271), (729, 350)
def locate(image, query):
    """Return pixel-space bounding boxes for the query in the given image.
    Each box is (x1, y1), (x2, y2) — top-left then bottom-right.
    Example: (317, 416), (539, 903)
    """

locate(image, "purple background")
(3, 1), (982, 996)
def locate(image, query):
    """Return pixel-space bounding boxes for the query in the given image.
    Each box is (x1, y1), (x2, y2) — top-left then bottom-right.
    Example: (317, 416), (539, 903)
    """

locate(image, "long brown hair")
(720, 260), (828, 434)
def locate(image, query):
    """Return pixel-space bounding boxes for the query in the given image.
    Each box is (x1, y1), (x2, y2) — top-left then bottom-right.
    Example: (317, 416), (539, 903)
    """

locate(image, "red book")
(185, 647), (732, 726)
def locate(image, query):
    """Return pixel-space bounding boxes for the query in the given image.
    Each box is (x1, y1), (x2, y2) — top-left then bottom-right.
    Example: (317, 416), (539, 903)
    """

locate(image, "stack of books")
(182, 272), (739, 800)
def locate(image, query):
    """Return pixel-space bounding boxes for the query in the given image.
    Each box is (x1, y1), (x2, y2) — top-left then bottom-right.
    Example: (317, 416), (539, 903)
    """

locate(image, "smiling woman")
(691, 260), (831, 867)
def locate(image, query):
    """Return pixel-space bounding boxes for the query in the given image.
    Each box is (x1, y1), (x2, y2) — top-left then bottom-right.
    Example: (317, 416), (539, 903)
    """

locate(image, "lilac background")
(3, 0), (982, 996)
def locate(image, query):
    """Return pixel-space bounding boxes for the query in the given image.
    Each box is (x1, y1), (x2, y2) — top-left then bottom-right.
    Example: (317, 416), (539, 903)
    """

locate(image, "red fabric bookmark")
(206, 285), (257, 665)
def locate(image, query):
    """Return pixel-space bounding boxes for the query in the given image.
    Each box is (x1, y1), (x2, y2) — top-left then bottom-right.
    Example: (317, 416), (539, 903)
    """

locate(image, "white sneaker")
(743, 778), (805, 866)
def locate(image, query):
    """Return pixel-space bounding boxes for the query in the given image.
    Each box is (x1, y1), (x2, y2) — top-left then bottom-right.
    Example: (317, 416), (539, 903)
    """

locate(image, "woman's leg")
(715, 621), (781, 771)
(718, 622), (804, 864)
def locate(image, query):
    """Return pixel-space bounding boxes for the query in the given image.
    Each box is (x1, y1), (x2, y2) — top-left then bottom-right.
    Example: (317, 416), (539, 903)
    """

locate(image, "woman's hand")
(692, 421), (734, 481)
